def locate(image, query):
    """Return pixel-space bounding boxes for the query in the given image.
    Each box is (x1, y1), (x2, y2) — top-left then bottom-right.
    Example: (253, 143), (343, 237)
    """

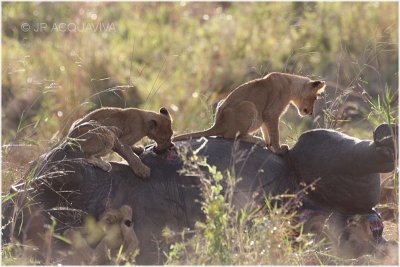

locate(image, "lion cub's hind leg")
(69, 122), (116, 172)
(229, 101), (264, 146)
(87, 157), (112, 172)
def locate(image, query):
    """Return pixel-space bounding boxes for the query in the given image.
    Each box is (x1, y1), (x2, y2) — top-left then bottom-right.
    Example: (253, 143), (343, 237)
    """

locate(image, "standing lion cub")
(173, 72), (325, 154)
(68, 107), (173, 178)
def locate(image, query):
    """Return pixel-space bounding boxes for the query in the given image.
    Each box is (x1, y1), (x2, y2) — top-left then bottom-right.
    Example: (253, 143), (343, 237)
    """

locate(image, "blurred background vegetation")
(1, 2), (398, 265)
(2, 2), (398, 188)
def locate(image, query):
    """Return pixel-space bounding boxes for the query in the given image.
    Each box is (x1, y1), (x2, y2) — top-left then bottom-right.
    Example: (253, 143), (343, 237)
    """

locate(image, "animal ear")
(148, 119), (157, 130)
(102, 212), (118, 225)
(159, 107), (169, 116)
(310, 80), (326, 93)
(120, 205), (133, 219)
(346, 215), (360, 226)
(347, 217), (355, 225)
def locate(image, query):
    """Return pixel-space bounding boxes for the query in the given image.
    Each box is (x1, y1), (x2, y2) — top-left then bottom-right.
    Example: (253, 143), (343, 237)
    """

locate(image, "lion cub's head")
(63, 205), (139, 264)
(96, 205), (139, 261)
(291, 78), (325, 117)
(147, 107), (174, 151)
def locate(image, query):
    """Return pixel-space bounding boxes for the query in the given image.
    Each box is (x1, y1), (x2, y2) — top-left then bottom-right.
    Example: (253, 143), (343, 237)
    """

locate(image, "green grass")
(2, 2), (398, 145)
(1, 2), (398, 265)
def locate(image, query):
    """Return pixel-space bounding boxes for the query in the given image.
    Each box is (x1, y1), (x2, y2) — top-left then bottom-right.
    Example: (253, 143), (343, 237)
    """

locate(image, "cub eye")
(124, 220), (132, 227)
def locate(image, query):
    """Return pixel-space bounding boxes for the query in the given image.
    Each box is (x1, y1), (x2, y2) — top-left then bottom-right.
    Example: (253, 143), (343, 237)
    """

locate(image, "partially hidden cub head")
(147, 107), (174, 151)
(337, 215), (377, 258)
(63, 205), (139, 265)
(291, 77), (326, 117)
(99, 205), (139, 255)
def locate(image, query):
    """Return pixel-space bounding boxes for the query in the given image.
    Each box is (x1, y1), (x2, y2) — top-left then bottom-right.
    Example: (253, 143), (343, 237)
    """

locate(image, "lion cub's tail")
(172, 127), (220, 141)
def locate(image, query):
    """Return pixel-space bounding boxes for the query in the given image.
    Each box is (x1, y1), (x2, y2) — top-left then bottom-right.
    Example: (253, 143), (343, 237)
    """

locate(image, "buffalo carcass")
(2, 124), (396, 264)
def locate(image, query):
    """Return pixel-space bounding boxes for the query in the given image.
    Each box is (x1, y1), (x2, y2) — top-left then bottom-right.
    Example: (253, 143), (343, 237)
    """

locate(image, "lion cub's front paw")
(131, 145), (145, 155)
(134, 164), (151, 179)
(275, 144), (289, 155)
(88, 158), (112, 172)
(105, 163), (113, 172)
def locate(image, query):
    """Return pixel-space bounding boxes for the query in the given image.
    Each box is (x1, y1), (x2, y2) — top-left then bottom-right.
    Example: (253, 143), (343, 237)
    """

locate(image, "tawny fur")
(173, 72), (325, 154)
(63, 205), (139, 265)
(302, 213), (394, 260)
(337, 215), (379, 258)
(379, 176), (396, 221)
(67, 107), (173, 178)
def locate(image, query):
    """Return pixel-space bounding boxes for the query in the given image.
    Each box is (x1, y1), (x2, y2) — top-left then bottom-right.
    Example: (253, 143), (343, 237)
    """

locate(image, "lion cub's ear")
(101, 211), (119, 225)
(310, 80), (326, 94)
(159, 107), (170, 117)
(159, 107), (172, 121)
(119, 205), (133, 219)
(119, 205), (133, 227)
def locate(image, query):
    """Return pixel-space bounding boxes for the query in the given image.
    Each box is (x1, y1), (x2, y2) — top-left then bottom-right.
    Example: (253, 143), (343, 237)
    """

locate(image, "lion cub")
(63, 205), (139, 265)
(173, 72), (325, 154)
(68, 107), (173, 178)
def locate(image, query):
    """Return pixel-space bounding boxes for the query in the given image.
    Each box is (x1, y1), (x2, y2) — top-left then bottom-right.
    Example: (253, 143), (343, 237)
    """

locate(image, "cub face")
(99, 205), (138, 251)
(147, 107), (174, 151)
(293, 80), (325, 116)
(337, 215), (376, 258)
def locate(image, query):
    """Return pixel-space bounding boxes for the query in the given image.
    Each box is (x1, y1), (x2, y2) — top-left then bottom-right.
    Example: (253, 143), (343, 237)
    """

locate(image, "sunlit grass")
(1, 1), (398, 265)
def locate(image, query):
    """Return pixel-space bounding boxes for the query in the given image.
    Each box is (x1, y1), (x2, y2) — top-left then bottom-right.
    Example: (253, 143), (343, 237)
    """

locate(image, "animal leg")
(113, 139), (151, 178)
(224, 101), (260, 139)
(265, 118), (288, 155)
(131, 145), (145, 155)
(87, 156), (112, 172)
(69, 122), (114, 152)
(261, 123), (271, 148)
(69, 122), (116, 170)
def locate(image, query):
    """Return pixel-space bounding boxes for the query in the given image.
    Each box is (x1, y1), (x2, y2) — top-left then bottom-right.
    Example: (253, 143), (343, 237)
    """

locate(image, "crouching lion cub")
(63, 205), (139, 265)
(68, 107), (173, 178)
(173, 72), (325, 154)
